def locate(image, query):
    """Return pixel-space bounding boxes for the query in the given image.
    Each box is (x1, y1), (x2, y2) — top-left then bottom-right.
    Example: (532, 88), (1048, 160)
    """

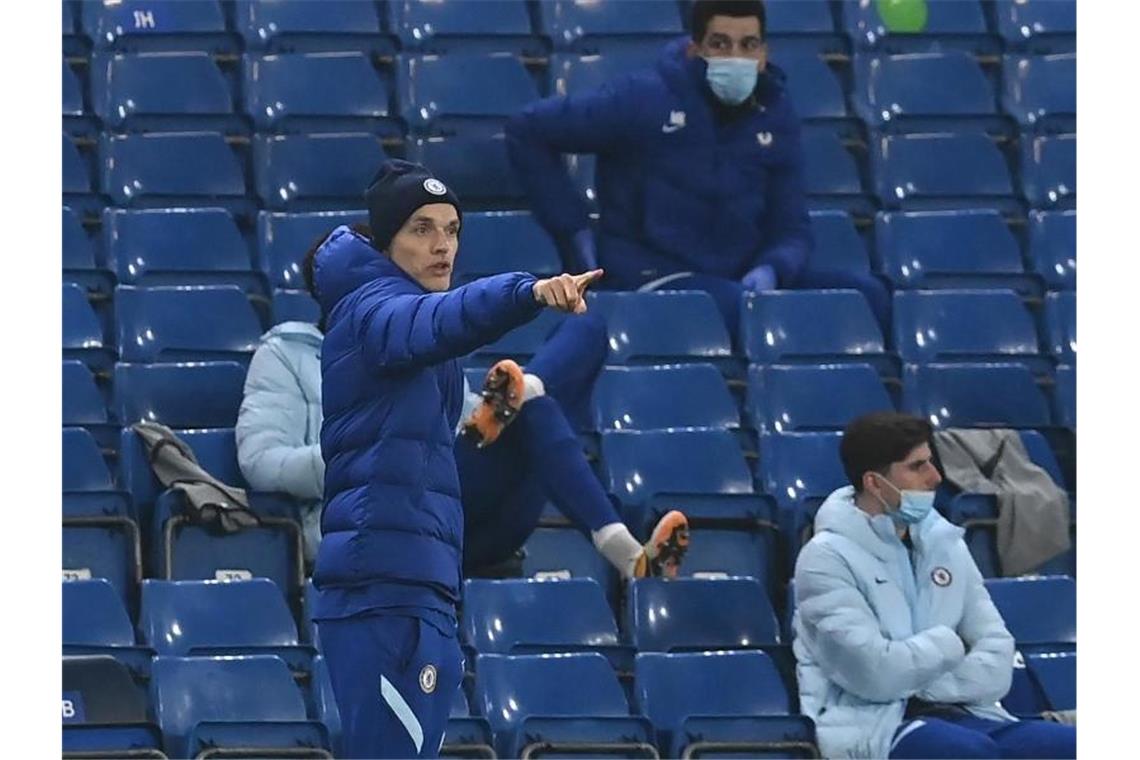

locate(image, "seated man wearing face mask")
(505, 0), (891, 344)
(792, 412), (1076, 760)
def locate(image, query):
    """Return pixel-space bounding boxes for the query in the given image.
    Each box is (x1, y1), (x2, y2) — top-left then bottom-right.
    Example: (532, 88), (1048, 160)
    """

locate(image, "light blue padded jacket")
(792, 486), (1016, 759)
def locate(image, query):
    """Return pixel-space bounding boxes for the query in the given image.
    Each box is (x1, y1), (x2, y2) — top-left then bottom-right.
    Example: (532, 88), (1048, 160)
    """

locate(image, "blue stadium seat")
(985, 576), (1075, 652)
(452, 211), (562, 284)
(1028, 210), (1076, 290)
(113, 362), (246, 428)
(257, 210), (366, 289)
(549, 50), (662, 96)
(254, 133), (388, 210)
(1021, 134), (1076, 209)
(778, 51), (848, 122)
(90, 52), (239, 132)
(64, 360), (108, 427)
(64, 427), (115, 495)
(875, 210), (1036, 293)
(600, 428), (753, 506)
(399, 53), (540, 137)
(82, 0), (237, 53)
(461, 578), (621, 656)
(139, 580), (311, 670)
(588, 291), (733, 365)
(1043, 291), (1076, 362)
(104, 208), (261, 291)
(539, 0), (683, 54)
(842, 0), (996, 54)
(405, 135), (525, 207)
(62, 425), (131, 518)
(115, 285), (262, 363)
(311, 656), (344, 756)
(62, 579), (140, 655)
(748, 363), (894, 432)
(592, 364), (739, 432)
(63, 0), (87, 57)
(995, 0), (1076, 54)
(119, 426), (250, 511)
(272, 289), (322, 326)
(635, 651), (816, 759)
(389, 0), (543, 56)
(100, 132), (247, 212)
(893, 290), (1046, 370)
(1025, 651), (1076, 712)
(63, 283), (112, 369)
(872, 133), (1017, 211)
(466, 308), (569, 365)
(757, 431), (846, 512)
(63, 206), (113, 294)
(235, 0), (393, 54)
(62, 58), (84, 118)
(63, 526), (140, 618)
(802, 128), (866, 210)
(626, 578), (781, 651)
(63, 133), (93, 199)
(1002, 54), (1076, 134)
(243, 52), (397, 136)
(151, 655), (329, 760)
(808, 210), (872, 273)
(1054, 364), (1075, 430)
(681, 529), (773, 590)
(474, 653), (654, 759)
(521, 528), (619, 602)
(62, 655), (164, 757)
(765, 0), (844, 55)
(740, 291), (888, 369)
(853, 51), (1006, 135)
(901, 363), (1051, 429)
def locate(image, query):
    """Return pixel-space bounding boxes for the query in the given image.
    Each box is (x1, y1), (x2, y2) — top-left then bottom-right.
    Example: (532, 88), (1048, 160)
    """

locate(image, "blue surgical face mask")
(873, 474), (935, 526)
(704, 57), (759, 105)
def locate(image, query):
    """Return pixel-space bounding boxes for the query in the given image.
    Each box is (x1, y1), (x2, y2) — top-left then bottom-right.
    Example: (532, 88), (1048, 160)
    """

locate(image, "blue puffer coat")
(506, 37), (812, 287)
(310, 226), (542, 613)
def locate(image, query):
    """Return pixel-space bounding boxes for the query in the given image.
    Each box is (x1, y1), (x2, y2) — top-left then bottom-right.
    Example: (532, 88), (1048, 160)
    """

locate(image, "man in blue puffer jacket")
(506, 0), (891, 343)
(304, 161), (685, 759)
(793, 412), (1075, 759)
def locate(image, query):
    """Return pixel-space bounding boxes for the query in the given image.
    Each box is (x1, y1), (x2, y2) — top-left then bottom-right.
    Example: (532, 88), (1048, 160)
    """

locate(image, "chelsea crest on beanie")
(363, 159), (462, 252)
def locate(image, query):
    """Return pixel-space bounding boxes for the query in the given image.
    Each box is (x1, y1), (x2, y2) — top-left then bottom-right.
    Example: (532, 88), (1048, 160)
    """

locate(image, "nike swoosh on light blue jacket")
(792, 486), (1016, 759)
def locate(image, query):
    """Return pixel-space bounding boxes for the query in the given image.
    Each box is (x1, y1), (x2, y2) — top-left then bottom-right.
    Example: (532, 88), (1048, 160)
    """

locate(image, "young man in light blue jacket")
(792, 412), (1075, 759)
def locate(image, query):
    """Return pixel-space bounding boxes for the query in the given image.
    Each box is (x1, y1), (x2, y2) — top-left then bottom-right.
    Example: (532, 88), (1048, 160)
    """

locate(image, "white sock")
(591, 522), (644, 580)
(522, 373), (545, 403)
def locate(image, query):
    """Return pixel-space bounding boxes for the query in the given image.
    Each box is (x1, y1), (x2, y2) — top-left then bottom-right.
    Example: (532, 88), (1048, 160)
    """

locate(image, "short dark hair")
(691, 0), (767, 42)
(840, 412), (934, 492)
(302, 223), (373, 332)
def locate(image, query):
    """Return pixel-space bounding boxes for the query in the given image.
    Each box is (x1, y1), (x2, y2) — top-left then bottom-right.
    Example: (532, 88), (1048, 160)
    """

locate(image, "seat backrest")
(1002, 54), (1076, 129)
(1028, 210), (1075, 290)
(634, 651), (790, 735)
(627, 578), (780, 651)
(254, 133), (388, 209)
(749, 364), (893, 432)
(139, 579), (298, 655)
(592, 364), (739, 431)
(120, 427), (248, 509)
(588, 291), (733, 364)
(875, 209), (1023, 286)
(236, 0), (384, 50)
(90, 52), (232, 126)
(995, 0), (1076, 51)
(1044, 291), (1076, 361)
(1054, 364), (1075, 430)
(855, 51), (994, 120)
(63, 134), (90, 194)
(151, 655), (309, 757)
(453, 211), (561, 283)
(63, 427), (114, 493)
(101, 132), (245, 205)
(757, 431), (846, 508)
(63, 283), (104, 356)
(405, 135), (523, 204)
(115, 285), (262, 363)
(64, 361), (108, 426)
(766, 0), (835, 35)
(901, 363), (1051, 429)
(63, 59), (83, 116)
(63, 206), (96, 271)
(741, 290), (884, 363)
(105, 208), (251, 284)
(83, 0), (230, 51)
(681, 529), (770, 584)
(63, 655), (150, 724)
(600, 429), (753, 505)
(474, 653), (630, 735)
(778, 51), (846, 120)
(984, 576), (1076, 646)
(243, 52), (389, 130)
(391, 0), (534, 52)
(549, 50), (661, 96)
(521, 528), (617, 592)
(1027, 651), (1076, 711)
(540, 0), (682, 52)
(113, 362), (246, 428)
(258, 210), (366, 288)
(807, 210), (869, 272)
(843, 0), (989, 49)
(1022, 134), (1076, 208)
(802, 128), (862, 195)
(63, 579), (136, 647)
(462, 578), (618, 652)
(892, 290), (1039, 363)
(399, 53), (539, 133)
(874, 133), (1013, 205)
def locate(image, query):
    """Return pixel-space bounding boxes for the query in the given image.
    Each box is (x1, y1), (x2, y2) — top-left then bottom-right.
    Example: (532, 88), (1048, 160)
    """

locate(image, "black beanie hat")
(364, 159), (462, 252)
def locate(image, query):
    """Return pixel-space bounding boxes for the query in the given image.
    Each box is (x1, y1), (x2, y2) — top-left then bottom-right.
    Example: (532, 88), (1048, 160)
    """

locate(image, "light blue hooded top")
(792, 486), (1016, 759)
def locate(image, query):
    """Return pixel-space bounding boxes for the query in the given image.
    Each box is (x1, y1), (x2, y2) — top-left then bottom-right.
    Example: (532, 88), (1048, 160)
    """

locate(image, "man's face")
(387, 203), (460, 292)
(876, 443), (943, 502)
(690, 14), (767, 69)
